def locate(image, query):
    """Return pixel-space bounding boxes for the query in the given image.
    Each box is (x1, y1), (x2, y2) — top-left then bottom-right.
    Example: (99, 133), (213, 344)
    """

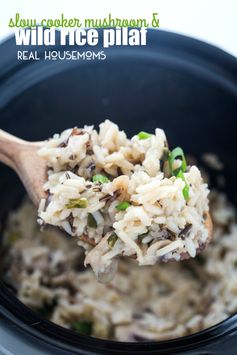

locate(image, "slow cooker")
(0, 29), (237, 354)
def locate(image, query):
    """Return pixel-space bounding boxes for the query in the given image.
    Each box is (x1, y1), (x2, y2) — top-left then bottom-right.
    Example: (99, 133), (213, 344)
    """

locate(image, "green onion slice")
(182, 185), (189, 201)
(167, 147), (189, 200)
(66, 198), (88, 209)
(116, 201), (130, 211)
(92, 174), (110, 184)
(71, 321), (93, 335)
(176, 169), (190, 201)
(108, 233), (118, 249)
(137, 131), (152, 140)
(87, 213), (97, 228)
(168, 147), (187, 174)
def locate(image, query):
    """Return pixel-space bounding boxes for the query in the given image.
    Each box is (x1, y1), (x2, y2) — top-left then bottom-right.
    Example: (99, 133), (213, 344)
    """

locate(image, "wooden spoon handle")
(0, 129), (25, 169)
(0, 129), (47, 205)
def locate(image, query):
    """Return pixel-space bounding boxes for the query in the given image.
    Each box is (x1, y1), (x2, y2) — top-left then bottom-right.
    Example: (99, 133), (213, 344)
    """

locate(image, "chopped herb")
(137, 131), (152, 140)
(167, 147), (189, 201)
(87, 213), (97, 228)
(66, 198), (88, 209)
(92, 174), (110, 184)
(168, 147), (187, 175)
(71, 321), (93, 335)
(116, 201), (130, 211)
(108, 233), (118, 248)
(182, 184), (190, 201)
(176, 170), (190, 201)
(234, 260), (237, 268)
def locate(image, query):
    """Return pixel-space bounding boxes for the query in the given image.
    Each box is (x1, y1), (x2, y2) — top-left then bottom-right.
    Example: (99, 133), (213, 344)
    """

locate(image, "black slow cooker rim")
(0, 29), (237, 353)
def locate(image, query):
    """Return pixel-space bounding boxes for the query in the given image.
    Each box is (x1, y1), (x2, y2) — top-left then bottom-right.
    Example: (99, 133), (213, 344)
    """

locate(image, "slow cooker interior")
(0, 32), (237, 353)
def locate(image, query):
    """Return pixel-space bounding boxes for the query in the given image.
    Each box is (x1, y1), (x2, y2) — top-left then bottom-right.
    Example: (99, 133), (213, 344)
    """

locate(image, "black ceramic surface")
(0, 29), (237, 354)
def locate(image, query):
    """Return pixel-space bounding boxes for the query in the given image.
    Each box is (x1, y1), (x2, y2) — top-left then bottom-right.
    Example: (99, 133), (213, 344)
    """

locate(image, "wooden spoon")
(0, 129), (47, 205)
(0, 129), (213, 260)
